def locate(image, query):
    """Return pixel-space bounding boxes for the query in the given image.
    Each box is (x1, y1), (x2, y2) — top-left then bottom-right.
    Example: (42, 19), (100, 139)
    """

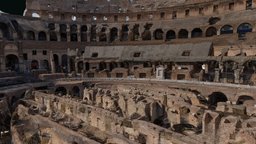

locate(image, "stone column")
(50, 51), (55, 73)
(0, 56), (4, 72)
(214, 68), (220, 82)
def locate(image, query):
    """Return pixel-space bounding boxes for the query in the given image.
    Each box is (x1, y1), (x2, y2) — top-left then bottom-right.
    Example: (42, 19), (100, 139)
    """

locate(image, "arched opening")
(206, 27), (217, 37)
(120, 25), (129, 41)
(131, 24), (140, 41)
(220, 25), (233, 34)
(53, 54), (60, 72)
(69, 58), (75, 72)
(5, 54), (19, 71)
(55, 87), (67, 96)
(11, 20), (23, 40)
(99, 62), (107, 71)
(237, 23), (252, 34)
(72, 86), (80, 97)
(70, 24), (78, 41)
(99, 27), (107, 42)
(205, 60), (219, 82)
(42, 60), (49, 71)
(166, 30), (176, 40)
(142, 24), (152, 40)
(38, 31), (47, 41)
(236, 95), (254, 105)
(77, 61), (83, 73)
(31, 60), (39, 70)
(154, 29), (164, 40)
(81, 25), (87, 42)
(60, 24), (67, 41)
(27, 31), (35, 40)
(90, 25), (97, 42)
(85, 62), (90, 71)
(243, 60), (256, 84)
(50, 32), (57, 41)
(0, 23), (11, 40)
(110, 27), (118, 42)
(208, 92), (228, 109)
(61, 54), (68, 73)
(222, 60), (237, 82)
(178, 29), (189, 39)
(109, 62), (118, 71)
(191, 28), (203, 38)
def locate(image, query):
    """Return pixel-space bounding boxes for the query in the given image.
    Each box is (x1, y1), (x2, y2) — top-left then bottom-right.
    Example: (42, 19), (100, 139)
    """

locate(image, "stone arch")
(81, 25), (87, 42)
(120, 25), (129, 41)
(60, 24), (67, 41)
(50, 32), (57, 41)
(236, 95), (254, 105)
(153, 29), (164, 40)
(237, 23), (253, 34)
(5, 54), (19, 71)
(220, 25), (233, 34)
(166, 30), (176, 40)
(110, 27), (118, 42)
(38, 31), (47, 41)
(178, 29), (189, 39)
(191, 28), (203, 38)
(72, 86), (80, 97)
(99, 62), (107, 71)
(206, 27), (217, 37)
(55, 87), (67, 96)
(208, 92), (228, 108)
(53, 54), (60, 72)
(27, 31), (35, 40)
(0, 22), (11, 39)
(42, 60), (49, 71)
(77, 61), (83, 73)
(31, 60), (39, 70)
(142, 24), (152, 40)
(131, 24), (140, 41)
(70, 24), (78, 41)
(109, 62), (118, 71)
(99, 27), (107, 42)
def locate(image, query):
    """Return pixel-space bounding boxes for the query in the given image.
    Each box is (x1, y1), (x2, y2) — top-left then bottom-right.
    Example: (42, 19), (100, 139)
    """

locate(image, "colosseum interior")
(0, 0), (256, 143)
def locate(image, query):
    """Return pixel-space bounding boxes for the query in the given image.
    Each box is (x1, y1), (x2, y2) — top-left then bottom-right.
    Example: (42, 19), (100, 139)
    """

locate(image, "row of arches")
(55, 86), (80, 97)
(23, 23), (253, 42)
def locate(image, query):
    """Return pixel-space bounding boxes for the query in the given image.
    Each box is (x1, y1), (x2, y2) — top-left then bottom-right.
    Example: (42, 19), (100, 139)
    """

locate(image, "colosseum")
(0, 0), (256, 143)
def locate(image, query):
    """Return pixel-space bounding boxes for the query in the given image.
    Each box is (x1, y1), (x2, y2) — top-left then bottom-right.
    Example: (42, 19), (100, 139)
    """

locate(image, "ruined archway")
(154, 29), (164, 40)
(42, 60), (49, 71)
(99, 62), (107, 71)
(38, 31), (47, 41)
(90, 25), (97, 42)
(178, 29), (188, 39)
(220, 25), (233, 34)
(31, 60), (39, 70)
(243, 60), (256, 84)
(131, 24), (140, 41)
(237, 23), (252, 34)
(208, 92), (228, 108)
(99, 27), (107, 42)
(166, 30), (176, 40)
(206, 27), (217, 37)
(70, 24), (78, 42)
(77, 61), (83, 73)
(110, 27), (118, 42)
(142, 23), (152, 40)
(53, 54), (60, 72)
(60, 24), (67, 41)
(191, 28), (203, 38)
(81, 25), (87, 42)
(27, 31), (35, 40)
(72, 86), (80, 97)
(236, 95), (254, 105)
(55, 87), (67, 96)
(5, 54), (19, 71)
(120, 25), (129, 41)
(50, 32), (57, 41)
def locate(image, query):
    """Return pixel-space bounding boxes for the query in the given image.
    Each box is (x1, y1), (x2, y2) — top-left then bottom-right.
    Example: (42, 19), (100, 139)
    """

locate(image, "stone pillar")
(75, 61), (78, 74)
(77, 25), (81, 42)
(156, 66), (165, 79)
(214, 68), (220, 82)
(188, 31), (192, 38)
(50, 51), (55, 73)
(67, 25), (71, 42)
(67, 56), (70, 73)
(234, 69), (240, 84)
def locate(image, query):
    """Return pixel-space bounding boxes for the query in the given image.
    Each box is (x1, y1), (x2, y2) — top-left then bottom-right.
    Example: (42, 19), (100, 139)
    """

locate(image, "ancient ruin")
(0, 0), (256, 143)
